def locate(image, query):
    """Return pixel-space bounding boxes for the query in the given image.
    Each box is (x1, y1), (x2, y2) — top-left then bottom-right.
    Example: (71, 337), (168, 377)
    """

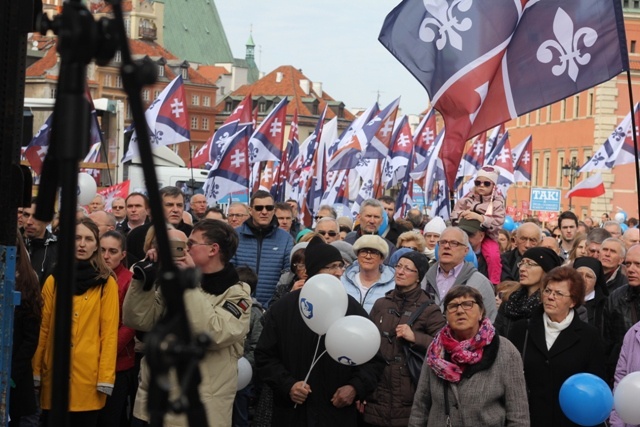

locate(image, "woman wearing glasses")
(342, 235), (396, 314)
(364, 252), (445, 426)
(494, 247), (563, 337)
(271, 242), (309, 305)
(409, 286), (529, 427)
(508, 266), (607, 427)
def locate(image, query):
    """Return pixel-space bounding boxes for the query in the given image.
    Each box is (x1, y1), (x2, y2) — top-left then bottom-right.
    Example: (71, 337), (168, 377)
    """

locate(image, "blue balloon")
(378, 210), (389, 237)
(621, 223), (629, 233)
(559, 373), (613, 426)
(503, 215), (516, 232)
(434, 243), (478, 268)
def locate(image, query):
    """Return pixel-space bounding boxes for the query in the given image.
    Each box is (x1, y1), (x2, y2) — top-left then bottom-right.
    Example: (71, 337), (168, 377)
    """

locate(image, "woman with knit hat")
(341, 235), (396, 314)
(451, 165), (506, 285)
(494, 247), (563, 337)
(365, 252), (446, 426)
(423, 217), (446, 263)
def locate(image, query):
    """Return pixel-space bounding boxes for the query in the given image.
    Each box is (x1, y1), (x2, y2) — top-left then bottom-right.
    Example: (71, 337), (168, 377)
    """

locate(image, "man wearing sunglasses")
(231, 190), (294, 307)
(315, 217), (341, 243)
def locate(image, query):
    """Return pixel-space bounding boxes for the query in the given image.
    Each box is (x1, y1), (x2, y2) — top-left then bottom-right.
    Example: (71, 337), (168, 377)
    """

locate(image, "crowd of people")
(9, 174), (640, 427)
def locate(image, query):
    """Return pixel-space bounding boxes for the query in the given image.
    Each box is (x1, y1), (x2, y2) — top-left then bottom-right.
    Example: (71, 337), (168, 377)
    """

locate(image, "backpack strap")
(406, 300), (434, 327)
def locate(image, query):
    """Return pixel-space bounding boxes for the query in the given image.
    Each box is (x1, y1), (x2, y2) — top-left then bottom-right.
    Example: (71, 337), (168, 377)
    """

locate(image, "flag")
(380, 0), (629, 187)
(81, 142), (102, 180)
(512, 135), (533, 182)
(455, 132), (486, 191)
(259, 161), (277, 193)
(409, 109), (438, 181)
(191, 95), (253, 168)
(280, 110), (300, 201)
(123, 75), (190, 162)
(579, 103), (640, 172)
(248, 97), (290, 164)
(359, 98), (400, 160)
(327, 103), (379, 171)
(24, 113), (53, 174)
(427, 157), (450, 220)
(566, 173), (605, 198)
(484, 124), (506, 163)
(382, 115), (413, 188)
(203, 127), (250, 203)
(411, 128), (444, 182)
(394, 149), (415, 220)
(485, 131), (515, 186)
(99, 180), (131, 211)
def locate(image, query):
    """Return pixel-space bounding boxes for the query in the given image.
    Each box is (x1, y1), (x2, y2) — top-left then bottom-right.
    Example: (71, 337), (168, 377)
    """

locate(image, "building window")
(535, 109), (540, 124)
(158, 65), (165, 77)
(124, 18), (131, 37)
(104, 74), (112, 87)
(50, 87), (57, 98)
(202, 117), (209, 130)
(632, 40), (637, 53)
(192, 95), (200, 106)
(142, 90), (150, 101)
(533, 155), (540, 186)
(557, 154), (565, 187)
(259, 102), (266, 113)
(543, 152), (550, 187)
(114, 51), (122, 63)
(574, 95), (580, 118)
(203, 96), (211, 107)
(588, 92), (594, 116)
(561, 99), (566, 120)
(191, 116), (199, 129)
(154, 90), (160, 99)
(181, 67), (189, 80)
(225, 101), (233, 112)
(126, 104), (132, 120)
(546, 106), (551, 122)
(115, 76), (123, 88)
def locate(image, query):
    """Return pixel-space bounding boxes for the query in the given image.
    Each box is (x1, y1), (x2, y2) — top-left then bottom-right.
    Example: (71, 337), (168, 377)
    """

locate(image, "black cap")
(305, 236), (344, 277)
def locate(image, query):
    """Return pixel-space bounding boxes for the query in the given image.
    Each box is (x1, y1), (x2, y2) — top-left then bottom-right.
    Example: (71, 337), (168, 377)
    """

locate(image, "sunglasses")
(253, 205), (275, 212)
(317, 230), (338, 237)
(474, 180), (493, 187)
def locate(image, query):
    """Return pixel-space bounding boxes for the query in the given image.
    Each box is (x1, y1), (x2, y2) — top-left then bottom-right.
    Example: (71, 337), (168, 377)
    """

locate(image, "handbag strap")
(406, 300), (433, 327)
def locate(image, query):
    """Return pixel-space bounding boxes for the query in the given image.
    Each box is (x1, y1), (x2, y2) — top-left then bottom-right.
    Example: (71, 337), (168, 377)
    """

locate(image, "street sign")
(530, 187), (561, 212)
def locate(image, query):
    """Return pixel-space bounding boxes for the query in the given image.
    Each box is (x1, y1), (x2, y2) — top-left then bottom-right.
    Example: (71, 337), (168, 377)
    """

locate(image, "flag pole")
(625, 70), (640, 219)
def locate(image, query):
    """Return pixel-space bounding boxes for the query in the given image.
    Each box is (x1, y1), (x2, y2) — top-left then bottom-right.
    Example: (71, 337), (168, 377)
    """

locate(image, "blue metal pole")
(0, 245), (20, 424)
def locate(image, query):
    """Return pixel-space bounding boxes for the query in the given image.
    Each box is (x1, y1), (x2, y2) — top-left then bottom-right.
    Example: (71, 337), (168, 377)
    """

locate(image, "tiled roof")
(26, 47), (58, 78)
(197, 65), (230, 84)
(163, 0), (234, 65)
(220, 65), (355, 121)
(90, 0), (132, 14)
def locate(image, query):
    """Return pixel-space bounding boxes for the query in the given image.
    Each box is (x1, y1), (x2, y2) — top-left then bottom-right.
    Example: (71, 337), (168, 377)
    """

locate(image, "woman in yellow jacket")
(33, 217), (119, 427)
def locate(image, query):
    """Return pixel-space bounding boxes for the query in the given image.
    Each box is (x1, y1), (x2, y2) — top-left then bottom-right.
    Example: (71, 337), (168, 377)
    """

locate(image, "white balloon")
(237, 357), (252, 390)
(77, 172), (97, 206)
(614, 371), (640, 424)
(325, 315), (380, 366)
(298, 273), (348, 335)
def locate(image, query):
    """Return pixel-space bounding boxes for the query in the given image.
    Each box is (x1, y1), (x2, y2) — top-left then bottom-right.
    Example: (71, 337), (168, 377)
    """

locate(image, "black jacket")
(500, 248), (523, 282)
(603, 284), (640, 383)
(508, 308), (607, 427)
(25, 230), (58, 287)
(605, 266), (628, 294)
(255, 290), (385, 427)
(10, 305), (41, 421)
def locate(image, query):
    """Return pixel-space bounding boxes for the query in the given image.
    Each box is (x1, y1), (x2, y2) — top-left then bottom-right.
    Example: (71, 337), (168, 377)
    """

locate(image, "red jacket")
(114, 264), (135, 372)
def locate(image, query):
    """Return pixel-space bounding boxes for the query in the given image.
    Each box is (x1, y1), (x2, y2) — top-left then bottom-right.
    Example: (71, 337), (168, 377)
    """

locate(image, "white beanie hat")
(423, 217), (447, 235)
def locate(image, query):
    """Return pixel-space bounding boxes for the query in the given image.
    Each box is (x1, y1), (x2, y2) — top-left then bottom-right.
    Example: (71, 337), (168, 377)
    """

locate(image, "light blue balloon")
(434, 243), (478, 268)
(559, 373), (613, 426)
(503, 215), (516, 232)
(621, 223), (629, 233)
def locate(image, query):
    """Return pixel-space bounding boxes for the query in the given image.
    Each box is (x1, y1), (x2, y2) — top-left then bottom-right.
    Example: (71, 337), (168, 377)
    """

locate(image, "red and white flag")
(565, 173), (605, 199)
(99, 180), (131, 211)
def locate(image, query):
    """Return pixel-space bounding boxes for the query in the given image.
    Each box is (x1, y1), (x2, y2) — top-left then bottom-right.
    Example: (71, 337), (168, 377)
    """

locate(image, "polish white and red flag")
(99, 180), (131, 211)
(566, 173), (605, 199)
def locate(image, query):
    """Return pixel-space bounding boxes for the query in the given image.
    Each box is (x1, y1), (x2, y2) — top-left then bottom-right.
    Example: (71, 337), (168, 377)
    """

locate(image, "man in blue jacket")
(232, 190), (294, 307)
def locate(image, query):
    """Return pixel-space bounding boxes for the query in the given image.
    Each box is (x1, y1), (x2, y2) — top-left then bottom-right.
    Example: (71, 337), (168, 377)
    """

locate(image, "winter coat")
(33, 275), (119, 411)
(24, 230), (58, 287)
(244, 298), (265, 369)
(424, 261), (498, 322)
(606, 267), (629, 293)
(508, 308), (607, 427)
(232, 218), (294, 307)
(255, 289), (385, 427)
(341, 261), (396, 314)
(10, 303), (41, 421)
(114, 264), (135, 372)
(603, 285), (640, 383)
(501, 248), (523, 282)
(610, 321), (640, 427)
(494, 287), (540, 338)
(584, 282), (607, 336)
(365, 287), (446, 426)
(122, 275), (251, 427)
(408, 336), (529, 427)
(451, 190), (506, 240)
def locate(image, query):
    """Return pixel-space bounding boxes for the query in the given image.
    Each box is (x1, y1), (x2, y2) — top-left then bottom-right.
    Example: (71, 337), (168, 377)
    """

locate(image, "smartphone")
(169, 240), (186, 258)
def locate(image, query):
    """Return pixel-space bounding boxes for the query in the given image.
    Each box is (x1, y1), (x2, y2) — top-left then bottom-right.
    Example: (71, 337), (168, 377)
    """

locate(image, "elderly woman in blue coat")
(341, 235), (395, 313)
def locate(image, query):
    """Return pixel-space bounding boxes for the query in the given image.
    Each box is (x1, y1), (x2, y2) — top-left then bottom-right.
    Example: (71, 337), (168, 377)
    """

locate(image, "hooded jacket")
(231, 217), (294, 307)
(341, 261), (396, 314)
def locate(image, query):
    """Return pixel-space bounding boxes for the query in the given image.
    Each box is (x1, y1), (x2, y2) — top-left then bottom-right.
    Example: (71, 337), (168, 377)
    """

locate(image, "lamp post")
(562, 158), (580, 210)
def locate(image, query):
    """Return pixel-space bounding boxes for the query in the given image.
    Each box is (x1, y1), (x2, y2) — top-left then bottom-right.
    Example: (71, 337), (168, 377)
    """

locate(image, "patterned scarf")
(502, 287), (541, 320)
(426, 317), (495, 383)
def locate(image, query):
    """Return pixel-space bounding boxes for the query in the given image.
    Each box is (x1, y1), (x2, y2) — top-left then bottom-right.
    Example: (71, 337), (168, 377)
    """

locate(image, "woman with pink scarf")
(408, 286), (529, 427)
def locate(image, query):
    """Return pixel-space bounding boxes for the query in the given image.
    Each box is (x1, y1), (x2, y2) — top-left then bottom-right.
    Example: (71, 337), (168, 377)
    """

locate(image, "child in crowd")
(451, 166), (505, 285)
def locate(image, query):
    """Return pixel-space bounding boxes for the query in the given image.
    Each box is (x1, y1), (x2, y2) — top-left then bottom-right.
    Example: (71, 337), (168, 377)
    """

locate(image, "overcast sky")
(215, 1), (430, 116)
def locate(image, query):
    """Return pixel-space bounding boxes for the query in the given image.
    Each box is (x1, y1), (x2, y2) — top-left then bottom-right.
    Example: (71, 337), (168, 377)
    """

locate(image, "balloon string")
(295, 335), (327, 408)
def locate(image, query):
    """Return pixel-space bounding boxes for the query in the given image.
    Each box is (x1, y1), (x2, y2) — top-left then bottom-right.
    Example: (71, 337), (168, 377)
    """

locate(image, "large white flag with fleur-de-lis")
(380, 0), (629, 188)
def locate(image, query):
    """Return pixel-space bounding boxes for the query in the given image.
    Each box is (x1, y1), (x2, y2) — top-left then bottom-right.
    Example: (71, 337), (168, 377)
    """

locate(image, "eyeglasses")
(358, 248), (382, 257)
(292, 263), (306, 271)
(439, 240), (466, 248)
(314, 215), (325, 221)
(228, 213), (248, 218)
(186, 240), (211, 249)
(517, 260), (540, 269)
(474, 180), (493, 187)
(553, 234), (561, 238)
(542, 288), (571, 299)
(445, 300), (477, 313)
(317, 230), (338, 237)
(399, 246), (419, 251)
(321, 262), (346, 272)
(395, 263), (418, 274)
(112, 206), (125, 210)
(253, 205), (275, 212)
(518, 236), (540, 244)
